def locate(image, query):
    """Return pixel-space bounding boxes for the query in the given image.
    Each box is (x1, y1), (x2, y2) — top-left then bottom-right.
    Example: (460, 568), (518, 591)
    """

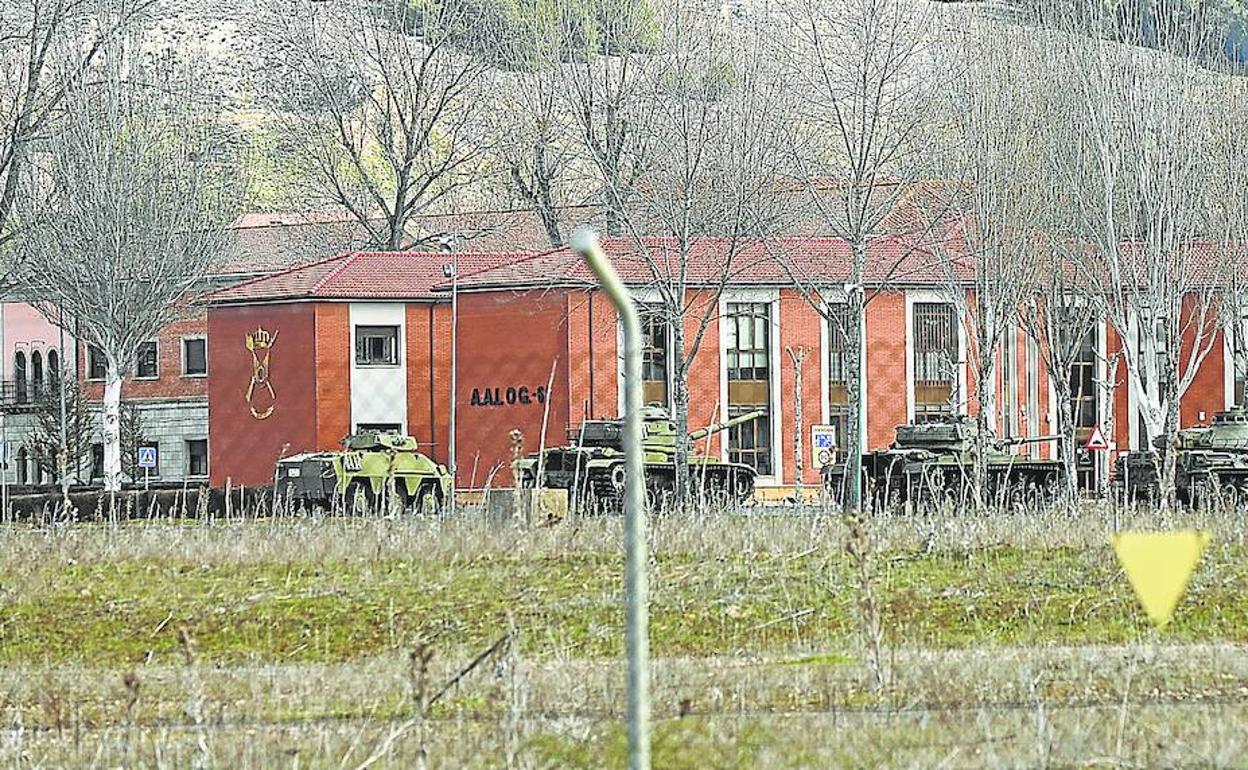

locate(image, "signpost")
(1085, 425), (1110, 451)
(137, 445), (157, 491)
(811, 424), (837, 470)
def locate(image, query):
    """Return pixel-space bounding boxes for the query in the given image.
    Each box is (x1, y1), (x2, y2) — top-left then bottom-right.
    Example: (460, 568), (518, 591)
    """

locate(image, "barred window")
(913, 302), (957, 423)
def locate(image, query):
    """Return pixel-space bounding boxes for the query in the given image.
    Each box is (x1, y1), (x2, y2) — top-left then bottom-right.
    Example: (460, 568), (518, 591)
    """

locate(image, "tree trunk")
(787, 347), (806, 496)
(844, 288), (865, 511)
(1054, 389), (1079, 504)
(102, 359), (124, 494)
(671, 320), (690, 507)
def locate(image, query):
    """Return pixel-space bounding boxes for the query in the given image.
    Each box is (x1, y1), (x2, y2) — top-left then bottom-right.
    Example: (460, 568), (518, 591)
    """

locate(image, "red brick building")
(204, 237), (1240, 493)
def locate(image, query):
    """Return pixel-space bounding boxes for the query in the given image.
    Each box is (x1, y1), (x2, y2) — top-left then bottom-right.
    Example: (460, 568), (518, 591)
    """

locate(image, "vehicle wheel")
(414, 482), (443, 516)
(345, 481), (377, 514)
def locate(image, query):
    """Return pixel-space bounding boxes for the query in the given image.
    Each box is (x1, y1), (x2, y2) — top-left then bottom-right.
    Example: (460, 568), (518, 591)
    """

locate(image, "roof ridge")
(311, 252), (362, 295)
(204, 250), (357, 302)
(453, 245), (572, 282)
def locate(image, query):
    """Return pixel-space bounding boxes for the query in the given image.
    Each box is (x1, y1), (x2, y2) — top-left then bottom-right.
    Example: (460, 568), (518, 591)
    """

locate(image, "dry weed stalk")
(178, 627), (211, 769)
(844, 513), (889, 690)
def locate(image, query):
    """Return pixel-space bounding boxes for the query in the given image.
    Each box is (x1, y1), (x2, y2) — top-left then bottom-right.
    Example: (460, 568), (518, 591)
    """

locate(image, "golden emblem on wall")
(245, 327), (279, 420)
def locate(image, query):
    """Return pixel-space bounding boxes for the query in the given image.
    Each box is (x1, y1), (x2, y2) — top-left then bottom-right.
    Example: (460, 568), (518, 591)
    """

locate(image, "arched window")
(33, 450), (44, 485)
(31, 351), (42, 401)
(13, 352), (26, 404)
(16, 448), (27, 485)
(47, 349), (60, 392)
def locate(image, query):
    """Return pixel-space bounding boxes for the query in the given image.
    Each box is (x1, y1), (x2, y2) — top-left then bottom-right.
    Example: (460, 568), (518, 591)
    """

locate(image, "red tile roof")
(205, 250), (540, 304)
(446, 232), (966, 292)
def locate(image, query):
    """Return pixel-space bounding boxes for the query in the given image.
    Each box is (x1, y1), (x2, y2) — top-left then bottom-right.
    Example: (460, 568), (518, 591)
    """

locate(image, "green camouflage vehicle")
(276, 431), (452, 513)
(1116, 407), (1248, 506)
(842, 415), (1064, 508)
(514, 406), (764, 511)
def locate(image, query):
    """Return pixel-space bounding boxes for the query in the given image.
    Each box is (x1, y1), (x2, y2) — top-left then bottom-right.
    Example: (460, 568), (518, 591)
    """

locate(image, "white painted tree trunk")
(103, 358), (123, 493)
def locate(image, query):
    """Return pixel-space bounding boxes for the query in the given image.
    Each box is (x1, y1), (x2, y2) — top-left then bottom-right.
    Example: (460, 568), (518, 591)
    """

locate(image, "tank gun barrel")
(689, 409), (766, 441)
(999, 434), (1064, 446)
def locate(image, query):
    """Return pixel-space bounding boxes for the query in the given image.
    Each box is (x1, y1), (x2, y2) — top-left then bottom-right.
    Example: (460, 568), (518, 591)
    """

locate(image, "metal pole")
(572, 228), (649, 770)
(448, 250), (458, 516)
(1, 299), (8, 517)
(59, 315), (68, 501)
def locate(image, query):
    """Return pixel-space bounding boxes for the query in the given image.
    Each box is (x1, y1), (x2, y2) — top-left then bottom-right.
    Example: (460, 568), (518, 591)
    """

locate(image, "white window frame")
(904, 289), (967, 423)
(353, 325), (402, 368)
(616, 288), (675, 415)
(718, 288), (782, 486)
(135, 340), (159, 380)
(181, 335), (208, 378)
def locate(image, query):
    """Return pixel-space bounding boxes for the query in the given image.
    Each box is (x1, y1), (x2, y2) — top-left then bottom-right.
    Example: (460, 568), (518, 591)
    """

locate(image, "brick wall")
(314, 304), (352, 451)
(777, 290), (824, 485)
(208, 303), (319, 487)
(81, 314), (209, 401)
(455, 290), (570, 486)
(865, 290), (907, 450)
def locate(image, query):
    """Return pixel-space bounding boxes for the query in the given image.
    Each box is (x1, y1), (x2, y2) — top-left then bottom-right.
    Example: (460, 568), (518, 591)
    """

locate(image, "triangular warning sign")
(1085, 425), (1109, 451)
(1112, 530), (1210, 627)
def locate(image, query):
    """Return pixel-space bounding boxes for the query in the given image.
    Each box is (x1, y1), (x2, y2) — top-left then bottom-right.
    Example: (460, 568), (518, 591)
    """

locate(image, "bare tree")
(932, 16), (1051, 510)
(1048, 2), (1230, 503)
(568, 4), (792, 503)
(770, 0), (941, 509)
(0, 0), (160, 250)
(31, 374), (144, 485)
(15, 42), (233, 493)
(257, 0), (495, 250)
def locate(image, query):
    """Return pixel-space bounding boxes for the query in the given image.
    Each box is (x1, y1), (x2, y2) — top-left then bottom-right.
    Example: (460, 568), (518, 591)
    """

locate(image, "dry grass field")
(2, 503), (1247, 768)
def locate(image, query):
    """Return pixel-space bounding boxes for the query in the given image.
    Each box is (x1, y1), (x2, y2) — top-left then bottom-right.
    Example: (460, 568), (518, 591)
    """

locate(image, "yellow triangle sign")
(1112, 530), (1211, 628)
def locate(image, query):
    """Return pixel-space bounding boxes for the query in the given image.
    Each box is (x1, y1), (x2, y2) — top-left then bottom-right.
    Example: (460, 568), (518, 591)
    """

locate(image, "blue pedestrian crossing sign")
(137, 446), (158, 470)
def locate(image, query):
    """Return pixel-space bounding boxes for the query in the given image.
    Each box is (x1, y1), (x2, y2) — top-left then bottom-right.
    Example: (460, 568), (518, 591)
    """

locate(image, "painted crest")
(245, 327), (279, 420)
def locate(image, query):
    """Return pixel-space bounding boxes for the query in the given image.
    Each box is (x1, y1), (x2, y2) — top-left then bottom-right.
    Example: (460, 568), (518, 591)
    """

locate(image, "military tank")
(837, 415), (1064, 509)
(514, 406), (764, 511)
(1116, 407), (1248, 506)
(276, 431), (452, 513)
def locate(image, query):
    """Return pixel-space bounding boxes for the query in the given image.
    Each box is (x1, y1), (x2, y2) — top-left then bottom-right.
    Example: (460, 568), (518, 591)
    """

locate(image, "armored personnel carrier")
(514, 406), (764, 511)
(1116, 408), (1248, 506)
(276, 431), (452, 513)
(839, 415), (1064, 508)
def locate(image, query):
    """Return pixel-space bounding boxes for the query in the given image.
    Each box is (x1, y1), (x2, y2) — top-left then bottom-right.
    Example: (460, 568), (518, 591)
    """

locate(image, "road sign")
(811, 425), (836, 469)
(1085, 425), (1110, 451)
(137, 445), (158, 470)
(1112, 530), (1210, 627)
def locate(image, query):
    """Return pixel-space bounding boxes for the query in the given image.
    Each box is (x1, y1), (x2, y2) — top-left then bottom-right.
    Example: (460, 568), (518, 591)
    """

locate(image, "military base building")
(201, 236), (1240, 497)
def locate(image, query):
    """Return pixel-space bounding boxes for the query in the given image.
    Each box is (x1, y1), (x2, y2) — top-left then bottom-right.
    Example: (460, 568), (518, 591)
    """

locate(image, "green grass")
(2, 513), (1248, 767)
(3, 539), (1244, 667)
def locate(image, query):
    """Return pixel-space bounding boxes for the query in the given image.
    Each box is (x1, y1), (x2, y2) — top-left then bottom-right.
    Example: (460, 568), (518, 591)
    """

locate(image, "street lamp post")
(442, 250), (458, 517)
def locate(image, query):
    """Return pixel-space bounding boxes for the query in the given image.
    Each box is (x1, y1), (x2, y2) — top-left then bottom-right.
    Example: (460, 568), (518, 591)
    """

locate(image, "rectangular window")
(187, 439), (209, 477)
(827, 303), (852, 458)
(136, 341), (158, 379)
(912, 302), (957, 423)
(87, 346), (107, 381)
(90, 444), (104, 479)
(726, 301), (772, 476)
(640, 306), (669, 408)
(1025, 334), (1040, 436)
(183, 337), (207, 377)
(354, 325), (399, 366)
(356, 423), (402, 433)
(1002, 325), (1017, 439)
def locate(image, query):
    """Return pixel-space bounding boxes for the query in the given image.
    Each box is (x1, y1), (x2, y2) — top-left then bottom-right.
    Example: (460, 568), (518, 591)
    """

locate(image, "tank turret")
(1121, 407), (1248, 506)
(514, 406), (761, 510)
(846, 414), (1065, 508)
